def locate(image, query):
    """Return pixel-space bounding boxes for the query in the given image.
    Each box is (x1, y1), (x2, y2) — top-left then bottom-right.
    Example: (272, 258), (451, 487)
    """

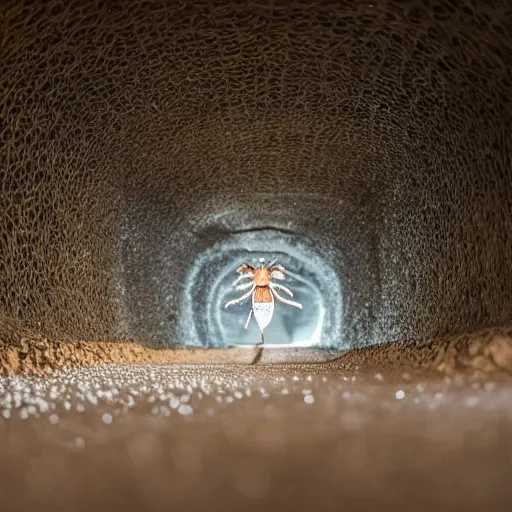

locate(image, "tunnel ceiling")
(1, 0), (512, 349)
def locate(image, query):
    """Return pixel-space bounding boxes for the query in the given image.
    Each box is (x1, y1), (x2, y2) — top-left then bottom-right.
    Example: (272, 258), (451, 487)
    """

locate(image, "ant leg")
(271, 289), (303, 309)
(224, 286), (255, 308)
(231, 273), (254, 287)
(269, 282), (294, 296)
(244, 309), (253, 329)
(235, 281), (255, 291)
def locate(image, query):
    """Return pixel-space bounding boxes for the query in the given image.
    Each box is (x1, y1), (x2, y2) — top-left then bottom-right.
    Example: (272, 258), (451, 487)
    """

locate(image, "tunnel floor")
(1, 363), (512, 512)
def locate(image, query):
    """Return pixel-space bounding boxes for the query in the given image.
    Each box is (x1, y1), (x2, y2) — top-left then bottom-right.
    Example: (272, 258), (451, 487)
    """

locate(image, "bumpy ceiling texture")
(1, 0), (511, 349)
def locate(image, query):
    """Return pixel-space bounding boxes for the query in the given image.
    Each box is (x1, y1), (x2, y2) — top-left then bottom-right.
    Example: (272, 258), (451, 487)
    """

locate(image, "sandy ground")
(1, 363), (512, 512)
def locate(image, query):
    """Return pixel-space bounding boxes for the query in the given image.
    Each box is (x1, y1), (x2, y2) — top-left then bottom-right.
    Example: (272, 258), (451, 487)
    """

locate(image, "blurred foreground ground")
(1, 363), (511, 512)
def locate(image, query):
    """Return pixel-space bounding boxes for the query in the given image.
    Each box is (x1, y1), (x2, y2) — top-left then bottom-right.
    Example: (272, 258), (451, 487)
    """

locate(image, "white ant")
(224, 258), (302, 345)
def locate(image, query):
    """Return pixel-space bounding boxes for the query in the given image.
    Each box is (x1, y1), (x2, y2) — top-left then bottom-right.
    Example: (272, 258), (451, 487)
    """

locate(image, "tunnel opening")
(118, 196), (346, 351)
(180, 227), (342, 348)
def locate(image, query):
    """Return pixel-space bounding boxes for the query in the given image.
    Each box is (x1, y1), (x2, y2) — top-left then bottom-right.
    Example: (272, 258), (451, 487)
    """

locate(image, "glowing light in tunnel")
(179, 224), (342, 348)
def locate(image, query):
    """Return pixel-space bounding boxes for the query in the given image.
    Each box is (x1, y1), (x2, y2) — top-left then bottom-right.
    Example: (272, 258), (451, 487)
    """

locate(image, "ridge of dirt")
(0, 338), (261, 376)
(2, 327), (512, 377)
(330, 327), (512, 377)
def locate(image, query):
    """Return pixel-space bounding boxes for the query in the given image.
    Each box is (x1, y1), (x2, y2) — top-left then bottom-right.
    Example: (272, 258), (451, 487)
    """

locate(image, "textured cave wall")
(1, 0), (511, 349)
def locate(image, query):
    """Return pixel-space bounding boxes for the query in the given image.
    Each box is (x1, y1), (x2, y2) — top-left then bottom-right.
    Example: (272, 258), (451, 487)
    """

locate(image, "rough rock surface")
(1, 1), (511, 350)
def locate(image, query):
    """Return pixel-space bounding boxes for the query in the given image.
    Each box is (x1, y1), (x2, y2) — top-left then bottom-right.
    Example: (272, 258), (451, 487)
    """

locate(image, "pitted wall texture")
(1, 0), (511, 348)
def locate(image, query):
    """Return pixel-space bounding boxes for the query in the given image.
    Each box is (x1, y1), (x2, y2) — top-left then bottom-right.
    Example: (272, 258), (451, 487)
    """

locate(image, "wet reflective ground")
(1, 364), (511, 511)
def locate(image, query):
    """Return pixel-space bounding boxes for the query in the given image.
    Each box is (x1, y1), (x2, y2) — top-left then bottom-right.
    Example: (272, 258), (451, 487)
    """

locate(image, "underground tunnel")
(1, 1), (512, 511)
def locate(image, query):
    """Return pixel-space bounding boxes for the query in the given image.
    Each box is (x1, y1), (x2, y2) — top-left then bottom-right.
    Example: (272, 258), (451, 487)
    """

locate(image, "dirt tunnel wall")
(1, 0), (512, 351)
